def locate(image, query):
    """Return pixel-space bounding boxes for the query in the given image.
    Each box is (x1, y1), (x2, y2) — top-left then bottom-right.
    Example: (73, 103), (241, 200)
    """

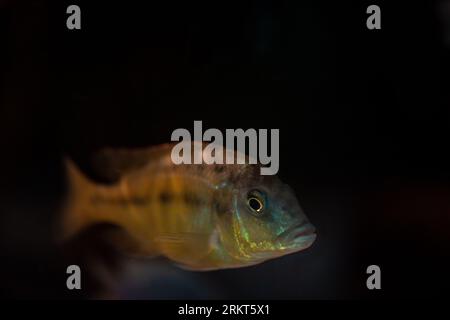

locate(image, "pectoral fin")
(154, 232), (213, 267)
(154, 232), (210, 247)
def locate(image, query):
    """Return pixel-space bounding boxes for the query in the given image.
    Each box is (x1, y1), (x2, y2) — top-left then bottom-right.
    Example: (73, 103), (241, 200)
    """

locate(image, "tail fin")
(61, 158), (101, 241)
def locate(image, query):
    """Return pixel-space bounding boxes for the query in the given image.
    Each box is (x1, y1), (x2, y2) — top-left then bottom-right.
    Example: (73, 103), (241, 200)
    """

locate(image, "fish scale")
(61, 142), (316, 270)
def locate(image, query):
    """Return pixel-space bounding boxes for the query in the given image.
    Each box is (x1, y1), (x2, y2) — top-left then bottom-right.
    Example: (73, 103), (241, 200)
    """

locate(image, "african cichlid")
(61, 142), (316, 271)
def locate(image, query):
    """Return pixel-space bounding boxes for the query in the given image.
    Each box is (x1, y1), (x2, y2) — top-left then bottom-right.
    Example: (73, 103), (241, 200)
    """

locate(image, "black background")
(0, 0), (449, 299)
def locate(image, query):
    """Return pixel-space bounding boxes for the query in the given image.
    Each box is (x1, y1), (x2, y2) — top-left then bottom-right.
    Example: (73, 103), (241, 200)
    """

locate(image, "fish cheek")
(240, 208), (280, 246)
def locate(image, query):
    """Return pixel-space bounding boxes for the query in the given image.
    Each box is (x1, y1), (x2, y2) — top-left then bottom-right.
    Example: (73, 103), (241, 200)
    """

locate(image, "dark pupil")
(249, 198), (262, 212)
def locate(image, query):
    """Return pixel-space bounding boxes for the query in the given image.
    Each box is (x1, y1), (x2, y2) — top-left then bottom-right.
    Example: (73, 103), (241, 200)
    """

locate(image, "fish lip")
(250, 223), (316, 261)
(277, 222), (316, 243)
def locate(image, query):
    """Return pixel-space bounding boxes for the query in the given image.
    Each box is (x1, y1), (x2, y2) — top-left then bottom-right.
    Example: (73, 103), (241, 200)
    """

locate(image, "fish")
(61, 141), (316, 271)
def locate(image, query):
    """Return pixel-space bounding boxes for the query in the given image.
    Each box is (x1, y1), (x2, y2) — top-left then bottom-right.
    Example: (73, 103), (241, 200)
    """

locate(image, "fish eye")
(246, 190), (266, 216)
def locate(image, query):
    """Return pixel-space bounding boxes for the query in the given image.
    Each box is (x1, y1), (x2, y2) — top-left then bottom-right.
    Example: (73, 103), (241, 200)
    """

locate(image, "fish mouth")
(249, 222), (316, 261)
(277, 222), (317, 248)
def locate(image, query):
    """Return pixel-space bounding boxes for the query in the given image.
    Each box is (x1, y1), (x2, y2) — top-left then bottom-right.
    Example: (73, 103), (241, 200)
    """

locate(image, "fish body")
(62, 142), (316, 270)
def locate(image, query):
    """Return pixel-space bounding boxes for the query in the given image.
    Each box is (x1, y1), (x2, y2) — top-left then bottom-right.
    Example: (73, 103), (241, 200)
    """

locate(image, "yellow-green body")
(62, 143), (316, 271)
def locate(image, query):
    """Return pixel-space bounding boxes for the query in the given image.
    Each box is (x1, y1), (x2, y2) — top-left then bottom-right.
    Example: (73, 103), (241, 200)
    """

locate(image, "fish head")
(218, 168), (316, 265)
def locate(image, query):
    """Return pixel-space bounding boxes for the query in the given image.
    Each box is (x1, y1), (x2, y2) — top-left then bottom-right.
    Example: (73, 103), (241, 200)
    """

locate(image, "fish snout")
(277, 221), (317, 248)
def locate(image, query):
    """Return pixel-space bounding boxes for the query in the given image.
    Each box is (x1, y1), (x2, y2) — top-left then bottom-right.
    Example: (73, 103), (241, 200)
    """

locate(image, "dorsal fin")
(92, 143), (174, 181)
